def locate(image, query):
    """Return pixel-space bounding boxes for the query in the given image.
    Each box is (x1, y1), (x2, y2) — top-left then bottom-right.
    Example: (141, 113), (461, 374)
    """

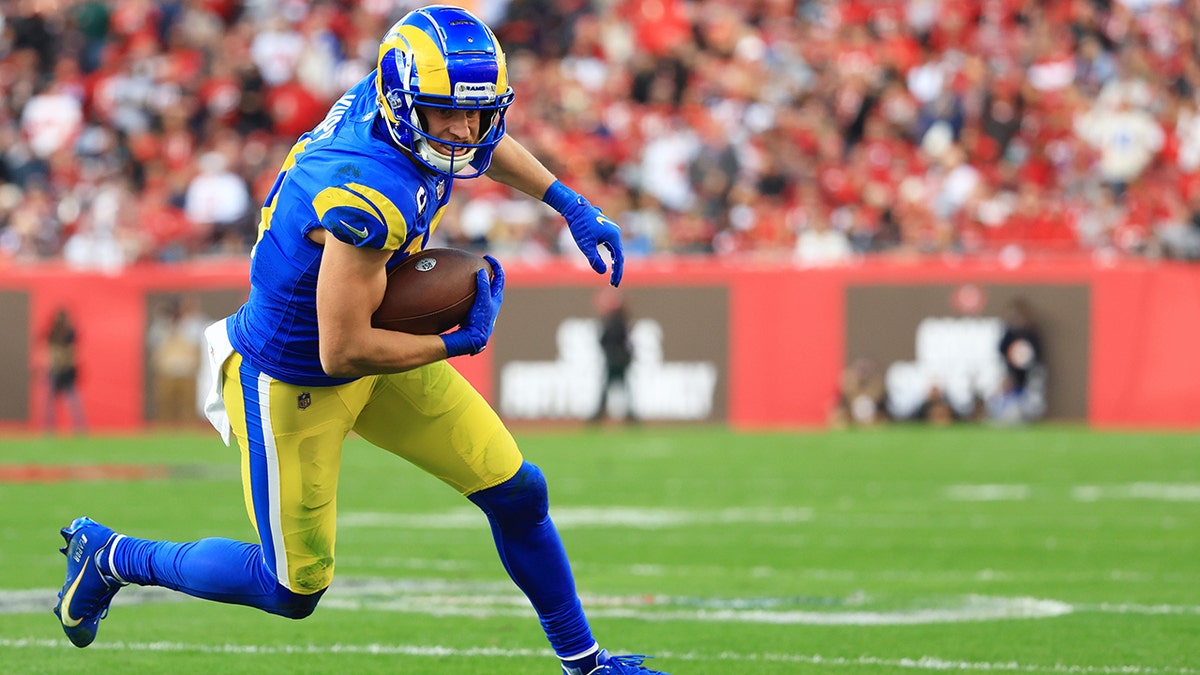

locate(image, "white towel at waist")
(202, 317), (236, 446)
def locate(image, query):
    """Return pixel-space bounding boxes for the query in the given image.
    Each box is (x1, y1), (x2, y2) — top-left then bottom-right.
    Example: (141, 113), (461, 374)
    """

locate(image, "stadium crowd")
(2, 0), (1200, 270)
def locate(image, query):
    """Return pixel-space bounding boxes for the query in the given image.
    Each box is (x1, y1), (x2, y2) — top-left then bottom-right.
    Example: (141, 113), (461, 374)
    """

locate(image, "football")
(371, 248), (488, 335)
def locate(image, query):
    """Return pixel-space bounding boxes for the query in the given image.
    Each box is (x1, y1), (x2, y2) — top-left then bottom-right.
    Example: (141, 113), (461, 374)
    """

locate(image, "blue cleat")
(562, 649), (670, 675)
(53, 516), (126, 648)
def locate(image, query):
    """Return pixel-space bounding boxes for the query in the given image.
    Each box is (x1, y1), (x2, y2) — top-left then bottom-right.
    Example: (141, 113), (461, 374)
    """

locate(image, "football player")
(54, 6), (666, 674)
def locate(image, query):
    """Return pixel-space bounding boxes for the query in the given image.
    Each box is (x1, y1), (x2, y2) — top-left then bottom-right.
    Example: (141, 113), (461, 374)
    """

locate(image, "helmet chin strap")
(416, 137), (477, 175)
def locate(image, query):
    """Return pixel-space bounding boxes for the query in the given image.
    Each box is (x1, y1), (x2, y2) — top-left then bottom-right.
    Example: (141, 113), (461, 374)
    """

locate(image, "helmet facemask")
(409, 98), (505, 176)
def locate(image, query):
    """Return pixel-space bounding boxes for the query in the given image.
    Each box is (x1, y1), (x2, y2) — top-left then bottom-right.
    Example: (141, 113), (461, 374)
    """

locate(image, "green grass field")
(1, 425), (1198, 674)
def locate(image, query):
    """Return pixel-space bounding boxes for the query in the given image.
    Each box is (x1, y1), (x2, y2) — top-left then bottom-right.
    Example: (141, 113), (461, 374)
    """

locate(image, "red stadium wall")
(1, 257), (1198, 433)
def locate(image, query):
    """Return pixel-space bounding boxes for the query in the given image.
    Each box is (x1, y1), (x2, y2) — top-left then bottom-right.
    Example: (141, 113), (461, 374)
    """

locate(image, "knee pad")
(468, 461), (549, 528)
(265, 583), (326, 620)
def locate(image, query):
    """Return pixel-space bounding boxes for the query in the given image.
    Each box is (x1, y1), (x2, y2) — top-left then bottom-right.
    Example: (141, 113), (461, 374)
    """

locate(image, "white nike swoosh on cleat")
(59, 557), (91, 628)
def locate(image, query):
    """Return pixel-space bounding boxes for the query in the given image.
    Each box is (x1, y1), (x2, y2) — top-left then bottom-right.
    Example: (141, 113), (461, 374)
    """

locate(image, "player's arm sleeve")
(312, 177), (413, 252)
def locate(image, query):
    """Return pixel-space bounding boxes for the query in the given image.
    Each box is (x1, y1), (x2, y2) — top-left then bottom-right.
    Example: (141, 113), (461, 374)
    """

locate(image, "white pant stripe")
(256, 372), (290, 590)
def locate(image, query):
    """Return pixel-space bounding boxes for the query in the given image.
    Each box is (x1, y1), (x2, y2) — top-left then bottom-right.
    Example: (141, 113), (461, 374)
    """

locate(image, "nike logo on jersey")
(340, 221), (369, 239)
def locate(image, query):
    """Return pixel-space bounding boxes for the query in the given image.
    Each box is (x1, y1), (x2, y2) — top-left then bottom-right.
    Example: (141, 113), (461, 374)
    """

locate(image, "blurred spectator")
(265, 76), (327, 137)
(1174, 95), (1200, 173)
(915, 382), (959, 427)
(831, 356), (887, 428)
(1073, 183), (1128, 252)
(70, 1), (112, 74)
(183, 150), (252, 252)
(794, 210), (852, 267)
(1155, 187), (1200, 260)
(638, 114), (698, 212)
(987, 297), (1046, 425)
(20, 80), (84, 159)
(250, 15), (303, 87)
(62, 175), (140, 271)
(589, 288), (636, 425)
(1074, 87), (1164, 194)
(136, 173), (194, 262)
(616, 189), (670, 256)
(1075, 33), (1118, 96)
(1, 180), (60, 260)
(927, 142), (982, 223)
(43, 307), (86, 435)
(146, 295), (209, 425)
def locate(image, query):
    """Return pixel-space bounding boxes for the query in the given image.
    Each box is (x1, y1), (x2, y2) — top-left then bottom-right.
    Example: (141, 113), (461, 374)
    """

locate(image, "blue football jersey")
(227, 72), (454, 386)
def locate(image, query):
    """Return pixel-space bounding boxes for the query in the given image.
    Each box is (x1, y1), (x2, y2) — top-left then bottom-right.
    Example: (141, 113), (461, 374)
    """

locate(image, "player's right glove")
(441, 255), (504, 357)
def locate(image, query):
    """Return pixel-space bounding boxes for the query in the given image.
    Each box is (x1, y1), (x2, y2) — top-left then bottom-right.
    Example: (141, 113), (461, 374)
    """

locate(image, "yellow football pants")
(221, 352), (522, 594)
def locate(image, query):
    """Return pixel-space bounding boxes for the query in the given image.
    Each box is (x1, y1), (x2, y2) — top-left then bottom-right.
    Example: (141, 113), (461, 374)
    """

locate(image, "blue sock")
(469, 461), (595, 657)
(106, 536), (323, 619)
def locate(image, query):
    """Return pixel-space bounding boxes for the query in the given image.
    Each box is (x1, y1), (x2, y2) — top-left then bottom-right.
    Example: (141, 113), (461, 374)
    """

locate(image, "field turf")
(1, 425), (1198, 674)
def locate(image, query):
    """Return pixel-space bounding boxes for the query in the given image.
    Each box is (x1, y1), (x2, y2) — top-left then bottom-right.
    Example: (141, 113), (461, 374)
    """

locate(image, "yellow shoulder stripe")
(280, 139), (308, 172)
(312, 182), (408, 250)
(257, 139), (310, 238)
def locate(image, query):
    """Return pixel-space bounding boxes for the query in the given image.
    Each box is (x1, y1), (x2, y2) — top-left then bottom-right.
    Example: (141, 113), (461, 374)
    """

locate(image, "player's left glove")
(544, 180), (624, 287)
(441, 255), (504, 357)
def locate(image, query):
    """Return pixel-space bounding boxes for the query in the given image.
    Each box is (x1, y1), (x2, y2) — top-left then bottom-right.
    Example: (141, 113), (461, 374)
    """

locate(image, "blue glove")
(543, 180), (624, 287)
(441, 255), (504, 357)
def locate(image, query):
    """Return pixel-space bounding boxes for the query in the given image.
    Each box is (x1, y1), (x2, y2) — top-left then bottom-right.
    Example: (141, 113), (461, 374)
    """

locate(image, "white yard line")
(334, 557), (1190, 586)
(944, 484), (1032, 501)
(10, 580), (1200, 624)
(1, 637), (1197, 674)
(338, 506), (814, 529)
(944, 482), (1200, 503)
(1072, 483), (1200, 502)
(7, 579), (1200, 621)
(319, 592), (1076, 625)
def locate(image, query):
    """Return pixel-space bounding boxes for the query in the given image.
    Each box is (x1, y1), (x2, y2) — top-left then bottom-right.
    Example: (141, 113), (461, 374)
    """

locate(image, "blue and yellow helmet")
(376, 5), (515, 178)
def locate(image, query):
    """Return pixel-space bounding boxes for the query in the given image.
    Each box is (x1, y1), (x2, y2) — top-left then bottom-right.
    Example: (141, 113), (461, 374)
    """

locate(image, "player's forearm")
(486, 135), (556, 199)
(319, 329), (448, 377)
